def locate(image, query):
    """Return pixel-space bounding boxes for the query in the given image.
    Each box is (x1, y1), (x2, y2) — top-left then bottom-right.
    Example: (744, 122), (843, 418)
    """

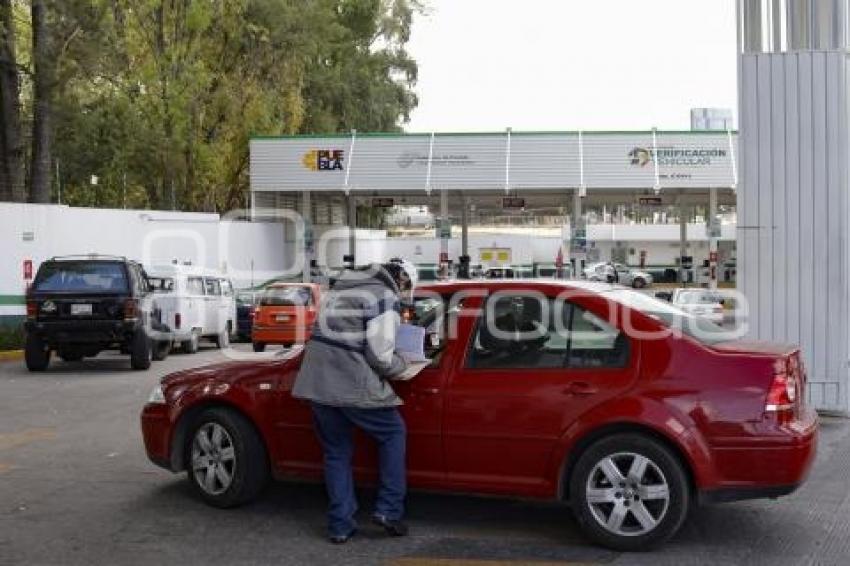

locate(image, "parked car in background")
(25, 254), (171, 371)
(667, 288), (725, 324)
(146, 264), (236, 353)
(251, 283), (321, 352)
(483, 267), (516, 279)
(142, 280), (816, 551)
(583, 262), (653, 288)
(235, 291), (258, 342)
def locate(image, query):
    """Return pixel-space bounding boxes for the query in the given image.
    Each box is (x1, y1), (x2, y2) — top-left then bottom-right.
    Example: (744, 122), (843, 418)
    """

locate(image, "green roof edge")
(251, 129), (738, 141)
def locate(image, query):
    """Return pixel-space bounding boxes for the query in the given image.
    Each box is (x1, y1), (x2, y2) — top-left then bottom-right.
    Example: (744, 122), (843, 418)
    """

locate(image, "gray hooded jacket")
(292, 265), (408, 408)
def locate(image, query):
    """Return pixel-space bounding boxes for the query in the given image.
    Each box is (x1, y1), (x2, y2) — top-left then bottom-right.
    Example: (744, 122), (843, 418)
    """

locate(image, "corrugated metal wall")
(739, 50), (850, 412)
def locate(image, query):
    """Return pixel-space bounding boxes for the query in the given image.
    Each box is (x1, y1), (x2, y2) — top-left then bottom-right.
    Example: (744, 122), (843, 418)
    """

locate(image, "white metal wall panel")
(785, 55), (801, 348)
(510, 134), (581, 189)
(430, 135), (506, 189)
(757, 54), (774, 340)
(251, 132), (738, 192)
(770, 56), (787, 343)
(740, 50), (850, 412)
(797, 53), (816, 405)
(811, 52), (828, 398)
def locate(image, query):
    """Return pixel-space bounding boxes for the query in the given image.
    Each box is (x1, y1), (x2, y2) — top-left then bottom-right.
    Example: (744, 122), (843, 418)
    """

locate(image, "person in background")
(292, 259), (418, 544)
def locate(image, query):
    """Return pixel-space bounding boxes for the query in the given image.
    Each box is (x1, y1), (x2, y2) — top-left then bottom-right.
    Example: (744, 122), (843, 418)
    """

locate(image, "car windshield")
(33, 261), (128, 293)
(675, 290), (721, 304)
(148, 277), (174, 292)
(260, 286), (312, 306)
(606, 289), (732, 345)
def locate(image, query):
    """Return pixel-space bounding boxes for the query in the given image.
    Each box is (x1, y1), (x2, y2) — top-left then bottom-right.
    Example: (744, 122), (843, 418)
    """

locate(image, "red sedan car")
(141, 280), (817, 551)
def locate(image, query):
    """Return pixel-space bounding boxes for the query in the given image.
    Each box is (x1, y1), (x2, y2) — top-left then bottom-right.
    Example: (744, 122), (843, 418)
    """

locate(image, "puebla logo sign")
(302, 149), (344, 171)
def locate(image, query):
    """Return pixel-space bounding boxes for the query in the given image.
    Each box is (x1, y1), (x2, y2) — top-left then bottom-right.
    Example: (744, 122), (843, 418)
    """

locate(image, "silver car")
(582, 262), (653, 289)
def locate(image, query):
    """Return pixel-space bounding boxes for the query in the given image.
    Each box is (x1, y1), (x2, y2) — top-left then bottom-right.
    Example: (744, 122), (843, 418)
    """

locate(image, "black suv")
(24, 255), (171, 371)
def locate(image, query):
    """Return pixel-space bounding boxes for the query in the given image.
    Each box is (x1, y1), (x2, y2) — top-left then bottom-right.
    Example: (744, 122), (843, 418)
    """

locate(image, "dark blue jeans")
(310, 403), (407, 537)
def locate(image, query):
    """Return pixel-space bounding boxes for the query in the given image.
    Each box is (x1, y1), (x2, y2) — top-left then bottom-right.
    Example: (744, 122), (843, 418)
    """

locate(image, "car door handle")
(413, 387), (440, 396)
(564, 382), (598, 396)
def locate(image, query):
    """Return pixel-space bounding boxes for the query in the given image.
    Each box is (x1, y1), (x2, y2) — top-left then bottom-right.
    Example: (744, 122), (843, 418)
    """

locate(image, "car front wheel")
(570, 433), (690, 551)
(186, 408), (269, 508)
(632, 277), (647, 289)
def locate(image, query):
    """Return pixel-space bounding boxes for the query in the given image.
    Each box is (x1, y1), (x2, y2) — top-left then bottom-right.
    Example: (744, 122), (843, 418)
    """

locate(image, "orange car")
(252, 283), (321, 351)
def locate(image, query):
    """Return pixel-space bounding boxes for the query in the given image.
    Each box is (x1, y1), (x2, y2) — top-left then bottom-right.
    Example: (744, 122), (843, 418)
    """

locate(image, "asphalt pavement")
(1, 344), (849, 566)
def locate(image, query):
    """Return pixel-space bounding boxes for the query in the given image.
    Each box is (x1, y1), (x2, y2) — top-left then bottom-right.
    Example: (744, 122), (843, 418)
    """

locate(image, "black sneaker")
(371, 514), (409, 537)
(328, 529), (356, 544)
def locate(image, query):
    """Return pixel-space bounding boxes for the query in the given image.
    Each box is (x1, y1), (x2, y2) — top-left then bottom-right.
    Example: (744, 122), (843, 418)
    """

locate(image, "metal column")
(708, 187), (719, 289)
(459, 193), (470, 278)
(571, 188), (584, 275)
(679, 194), (688, 285)
(347, 195), (356, 268)
(439, 189), (449, 279)
(302, 191), (312, 283)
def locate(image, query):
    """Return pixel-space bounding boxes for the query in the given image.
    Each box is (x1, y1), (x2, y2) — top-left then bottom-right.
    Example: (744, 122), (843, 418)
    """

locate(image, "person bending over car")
(292, 259), (417, 544)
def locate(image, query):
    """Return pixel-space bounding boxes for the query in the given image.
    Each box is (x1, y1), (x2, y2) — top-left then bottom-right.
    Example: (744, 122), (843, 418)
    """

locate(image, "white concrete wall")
(0, 204), (286, 314)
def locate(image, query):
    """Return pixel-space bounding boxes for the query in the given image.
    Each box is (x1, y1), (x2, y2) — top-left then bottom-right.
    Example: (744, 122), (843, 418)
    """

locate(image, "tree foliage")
(0, 0), (422, 210)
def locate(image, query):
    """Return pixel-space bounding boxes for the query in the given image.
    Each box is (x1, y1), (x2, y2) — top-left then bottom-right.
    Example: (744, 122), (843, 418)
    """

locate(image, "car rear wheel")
(632, 278), (647, 289)
(215, 328), (230, 349)
(25, 334), (51, 371)
(152, 340), (171, 361)
(186, 408), (269, 508)
(182, 331), (200, 354)
(252, 342), (266, 353)
(129, 331), (152, 370)
(570, 433), (689, 551)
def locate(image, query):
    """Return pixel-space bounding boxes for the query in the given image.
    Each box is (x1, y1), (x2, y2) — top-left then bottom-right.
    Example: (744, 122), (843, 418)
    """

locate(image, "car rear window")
(33, 262), (128, 293)
(606, 289), (732, 345)
(260, 286), (313, 306)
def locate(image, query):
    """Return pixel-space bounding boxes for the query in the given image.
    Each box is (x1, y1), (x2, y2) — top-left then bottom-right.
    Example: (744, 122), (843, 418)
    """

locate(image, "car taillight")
(174, 313), (181, 329)
(765, 357), (798, 413)
(26, 300), (37, 319)
(124, 298), (139, 320)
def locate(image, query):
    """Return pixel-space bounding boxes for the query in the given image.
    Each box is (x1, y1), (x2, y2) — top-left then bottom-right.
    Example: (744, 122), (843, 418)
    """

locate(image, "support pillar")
(302, 190), (312, 284)
(708, 187), (719, 290)
(570, 188), (584, 276)
(347, 194), (356, 268)
(679, 194), (688, 285)
(459, 193), (470, 278)
(439, 189), (449, 279)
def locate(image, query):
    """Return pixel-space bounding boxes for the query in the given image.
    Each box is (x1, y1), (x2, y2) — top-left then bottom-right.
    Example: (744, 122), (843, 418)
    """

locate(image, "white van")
(146, 265), (237, 353)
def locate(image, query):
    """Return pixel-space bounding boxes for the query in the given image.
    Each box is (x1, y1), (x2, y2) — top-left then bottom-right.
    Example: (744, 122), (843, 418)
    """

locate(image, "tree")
(0, 0), (24, 202)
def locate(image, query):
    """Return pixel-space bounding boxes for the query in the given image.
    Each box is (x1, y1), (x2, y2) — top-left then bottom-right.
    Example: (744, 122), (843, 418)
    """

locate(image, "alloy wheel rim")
(191, 422), (236, 496)
(585, 451), (670, 537)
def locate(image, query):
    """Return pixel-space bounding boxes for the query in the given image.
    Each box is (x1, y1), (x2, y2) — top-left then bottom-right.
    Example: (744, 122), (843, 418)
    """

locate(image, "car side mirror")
(655, 292), (672, 302)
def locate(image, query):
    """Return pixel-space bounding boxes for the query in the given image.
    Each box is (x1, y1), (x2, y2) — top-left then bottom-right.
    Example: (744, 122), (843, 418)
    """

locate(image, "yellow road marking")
(389, 560), (596, 566)
(0, 427), (56, 450)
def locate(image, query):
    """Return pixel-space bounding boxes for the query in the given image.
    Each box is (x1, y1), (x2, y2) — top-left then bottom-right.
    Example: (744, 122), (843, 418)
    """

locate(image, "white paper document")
(395, 323), (428, 362)
(394, 323), (430, 381)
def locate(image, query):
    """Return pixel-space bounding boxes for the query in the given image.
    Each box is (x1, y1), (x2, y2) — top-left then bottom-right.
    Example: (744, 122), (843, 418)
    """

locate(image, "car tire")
(25, 334), (51, 372)
(252, 342), (266, 353)
(569, 433), (690, 552)
(215, 328), (230, 349)
(152, 340), (171, 361)
(130, 331), (152, 370)
(632, 278), (647, 289)
(186, 407), (269, 508)
(182, 332), (200, 354)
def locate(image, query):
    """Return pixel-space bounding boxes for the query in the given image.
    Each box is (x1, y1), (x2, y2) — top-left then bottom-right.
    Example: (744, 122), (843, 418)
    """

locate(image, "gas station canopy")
(250, 130), (738, 194)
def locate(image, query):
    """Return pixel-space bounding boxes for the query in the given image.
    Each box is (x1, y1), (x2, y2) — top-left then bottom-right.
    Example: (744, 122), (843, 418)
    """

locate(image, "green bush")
(0, 323), (24, 351)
